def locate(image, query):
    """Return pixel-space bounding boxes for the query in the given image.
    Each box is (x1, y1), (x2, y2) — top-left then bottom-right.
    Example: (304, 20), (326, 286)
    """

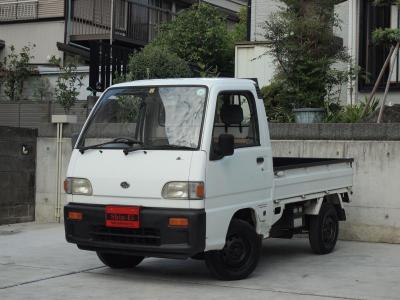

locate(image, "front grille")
(90, 226), (161, 246)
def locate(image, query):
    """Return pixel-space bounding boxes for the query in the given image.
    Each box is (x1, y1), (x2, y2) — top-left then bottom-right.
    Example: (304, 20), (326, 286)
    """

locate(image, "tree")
(231, 7), (248, 43)
(262, 0), (351, 111)
(126, 45), (192, 81)
(0, 44), (35, 101)
(153, 3), (234, 75)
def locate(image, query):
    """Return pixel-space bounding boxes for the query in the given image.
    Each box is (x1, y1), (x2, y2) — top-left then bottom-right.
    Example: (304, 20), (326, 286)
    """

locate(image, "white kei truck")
(64, 78), (353, 280)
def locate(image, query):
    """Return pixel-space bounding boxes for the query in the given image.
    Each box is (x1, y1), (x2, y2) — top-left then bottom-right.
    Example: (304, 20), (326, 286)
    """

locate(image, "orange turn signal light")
(169, 217), (189, 227)
(63, 179), (69, 193)
(195, 183), (205, 199)
(68, 211), (83, 221)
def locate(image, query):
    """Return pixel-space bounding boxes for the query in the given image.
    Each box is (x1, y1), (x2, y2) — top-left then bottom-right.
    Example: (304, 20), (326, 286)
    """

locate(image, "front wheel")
(309, 203), (339, 254)
(96, 252), (145, 268)
(205, 219), (261, 280)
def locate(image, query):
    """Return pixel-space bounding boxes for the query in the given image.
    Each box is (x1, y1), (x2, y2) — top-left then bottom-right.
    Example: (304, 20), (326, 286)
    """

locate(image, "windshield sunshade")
(77, 86), (208, 151)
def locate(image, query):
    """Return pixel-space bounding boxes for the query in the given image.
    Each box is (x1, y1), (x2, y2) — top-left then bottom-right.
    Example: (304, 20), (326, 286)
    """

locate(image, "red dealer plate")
(105, 206), (140, 229)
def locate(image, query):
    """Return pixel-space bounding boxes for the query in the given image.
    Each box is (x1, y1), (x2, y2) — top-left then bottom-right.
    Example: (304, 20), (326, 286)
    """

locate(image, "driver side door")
(205, 90), (273, 250)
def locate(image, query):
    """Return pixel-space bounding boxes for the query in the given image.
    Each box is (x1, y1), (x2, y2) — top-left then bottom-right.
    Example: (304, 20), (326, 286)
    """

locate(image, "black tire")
(205, 219), (261, 280)
(96, 252), (145, 268)
(309, 203), (339, 254)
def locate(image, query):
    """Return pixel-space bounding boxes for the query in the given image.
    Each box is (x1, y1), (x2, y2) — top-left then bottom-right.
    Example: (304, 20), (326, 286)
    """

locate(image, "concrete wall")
(35, 136), (72, 223)
(34, 123), (400, 244)
(272, 140), (400, 243)
(0, 126), (37, 224)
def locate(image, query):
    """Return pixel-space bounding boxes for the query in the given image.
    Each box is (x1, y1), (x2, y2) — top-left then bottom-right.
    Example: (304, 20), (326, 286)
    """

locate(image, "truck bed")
(272, 157), (353, 202)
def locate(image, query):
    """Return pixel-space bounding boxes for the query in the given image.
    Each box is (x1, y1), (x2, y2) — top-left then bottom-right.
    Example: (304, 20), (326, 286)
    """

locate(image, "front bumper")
(64, 203), (206, 259)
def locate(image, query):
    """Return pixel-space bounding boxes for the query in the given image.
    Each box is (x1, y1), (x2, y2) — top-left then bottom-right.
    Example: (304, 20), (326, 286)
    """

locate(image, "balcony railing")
(0, 0), (38, 22)
(69, 0), (175, 45)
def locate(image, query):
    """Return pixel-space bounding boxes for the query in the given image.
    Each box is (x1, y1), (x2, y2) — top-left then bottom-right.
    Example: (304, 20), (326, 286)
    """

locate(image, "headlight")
(162, 181), (204, 200)
(64, 177), (93, 195)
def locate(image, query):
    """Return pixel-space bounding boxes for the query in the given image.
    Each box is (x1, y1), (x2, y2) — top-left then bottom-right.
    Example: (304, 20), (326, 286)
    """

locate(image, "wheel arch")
(304, 194), (346, 221)
(232, 207), (257, 228)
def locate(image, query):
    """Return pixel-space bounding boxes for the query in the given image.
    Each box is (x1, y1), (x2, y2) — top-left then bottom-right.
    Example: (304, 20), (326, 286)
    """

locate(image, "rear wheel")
(309, 203), (339, 254)
(96, 252), (145, 268)
(205, 219), (261, 280)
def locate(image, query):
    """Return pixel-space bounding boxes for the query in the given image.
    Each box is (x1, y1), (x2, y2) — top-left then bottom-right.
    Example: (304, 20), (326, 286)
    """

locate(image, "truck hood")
(67, 149), (193, 199)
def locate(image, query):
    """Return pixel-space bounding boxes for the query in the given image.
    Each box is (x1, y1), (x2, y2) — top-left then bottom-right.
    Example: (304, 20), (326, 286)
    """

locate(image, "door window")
(212, 91), (259, 148)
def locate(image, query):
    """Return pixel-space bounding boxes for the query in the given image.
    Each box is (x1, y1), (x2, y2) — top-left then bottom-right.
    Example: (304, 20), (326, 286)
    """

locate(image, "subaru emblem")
(120, 181), (130, 189)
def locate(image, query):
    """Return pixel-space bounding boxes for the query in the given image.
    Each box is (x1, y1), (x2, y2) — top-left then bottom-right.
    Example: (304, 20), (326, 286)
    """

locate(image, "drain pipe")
(52, 115), (77, 223)
(56, 121), (63, 222)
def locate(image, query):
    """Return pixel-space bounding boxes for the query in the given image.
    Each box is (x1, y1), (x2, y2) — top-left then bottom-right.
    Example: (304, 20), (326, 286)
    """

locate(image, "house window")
(358, 1), (400, 91)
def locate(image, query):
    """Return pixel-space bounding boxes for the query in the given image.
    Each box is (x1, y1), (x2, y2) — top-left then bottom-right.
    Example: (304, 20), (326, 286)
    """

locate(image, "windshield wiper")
(123, 144), (195, 155)
(112, 137), (143, 145)
(148, 145), (196, 150)
(78, 137), (143, 154)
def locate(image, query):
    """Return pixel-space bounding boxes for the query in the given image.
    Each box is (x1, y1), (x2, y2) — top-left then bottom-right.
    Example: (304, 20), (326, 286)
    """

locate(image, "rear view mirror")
(71, 133), (79, 150)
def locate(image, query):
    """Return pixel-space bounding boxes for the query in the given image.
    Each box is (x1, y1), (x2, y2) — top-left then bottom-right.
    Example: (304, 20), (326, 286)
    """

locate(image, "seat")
(220, 104), (244, 133)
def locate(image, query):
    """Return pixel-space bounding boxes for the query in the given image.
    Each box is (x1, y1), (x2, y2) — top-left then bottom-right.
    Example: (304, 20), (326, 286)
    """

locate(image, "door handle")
(256, 157), (264, 164)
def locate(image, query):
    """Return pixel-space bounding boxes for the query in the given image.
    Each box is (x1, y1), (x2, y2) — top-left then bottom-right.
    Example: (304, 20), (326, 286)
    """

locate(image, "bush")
(0, 44), (35, 101)
(153, 3), (234, 76)
(32, 77), (53, 101)
(127, 46), (192, 81)
(325, 97), (379, 123)
(261, 81), (294, 123)
(50, 56), (83, 113)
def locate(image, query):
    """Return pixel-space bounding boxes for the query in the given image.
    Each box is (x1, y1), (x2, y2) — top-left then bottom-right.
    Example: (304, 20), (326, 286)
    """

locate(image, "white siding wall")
(0, 20), (65, 64)
(250, 0), (276, 41)
(236, 0), (280, 88)
(235, 43), (275, 88)
(203, 0), (246, 13)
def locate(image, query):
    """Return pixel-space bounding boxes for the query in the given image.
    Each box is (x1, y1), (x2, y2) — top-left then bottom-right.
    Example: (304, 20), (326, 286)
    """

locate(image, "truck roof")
(111, 78), (257, 89)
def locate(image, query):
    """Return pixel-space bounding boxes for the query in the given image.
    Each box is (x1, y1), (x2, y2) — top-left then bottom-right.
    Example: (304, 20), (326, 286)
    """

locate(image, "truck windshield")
(77, 86), (208, 150)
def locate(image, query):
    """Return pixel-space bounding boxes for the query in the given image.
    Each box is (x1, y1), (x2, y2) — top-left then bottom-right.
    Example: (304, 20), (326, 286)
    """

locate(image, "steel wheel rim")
(322, 215), (337, 246)
(221, 234), (251, 268)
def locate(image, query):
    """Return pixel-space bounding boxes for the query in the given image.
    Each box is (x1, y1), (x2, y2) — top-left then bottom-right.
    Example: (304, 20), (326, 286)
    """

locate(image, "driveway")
(0, 222), (399, 300)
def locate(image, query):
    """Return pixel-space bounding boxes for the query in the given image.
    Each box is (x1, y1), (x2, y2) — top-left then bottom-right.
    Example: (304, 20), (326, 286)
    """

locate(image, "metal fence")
(0, 100), (88, 128)
(0, 0), (38, 22)
(70, 0), (174, 45)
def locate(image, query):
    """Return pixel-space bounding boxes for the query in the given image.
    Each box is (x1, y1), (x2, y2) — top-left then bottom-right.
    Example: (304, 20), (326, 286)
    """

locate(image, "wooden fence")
(0, 101), (88, 128)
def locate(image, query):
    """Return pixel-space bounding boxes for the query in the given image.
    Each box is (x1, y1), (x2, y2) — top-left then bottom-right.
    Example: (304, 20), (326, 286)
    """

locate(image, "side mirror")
(71, 133), (79, 150)
(218, 134), (234, 157)
(210, 134), (234, 161)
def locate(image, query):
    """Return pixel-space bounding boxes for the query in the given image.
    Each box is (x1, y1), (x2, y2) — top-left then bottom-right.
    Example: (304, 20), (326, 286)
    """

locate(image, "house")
(0, 0), (246, 96)
(235, 0), (400, 105)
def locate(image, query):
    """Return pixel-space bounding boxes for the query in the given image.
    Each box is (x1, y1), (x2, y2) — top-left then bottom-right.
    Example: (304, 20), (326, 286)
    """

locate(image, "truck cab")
(64, 78), (353, 280)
